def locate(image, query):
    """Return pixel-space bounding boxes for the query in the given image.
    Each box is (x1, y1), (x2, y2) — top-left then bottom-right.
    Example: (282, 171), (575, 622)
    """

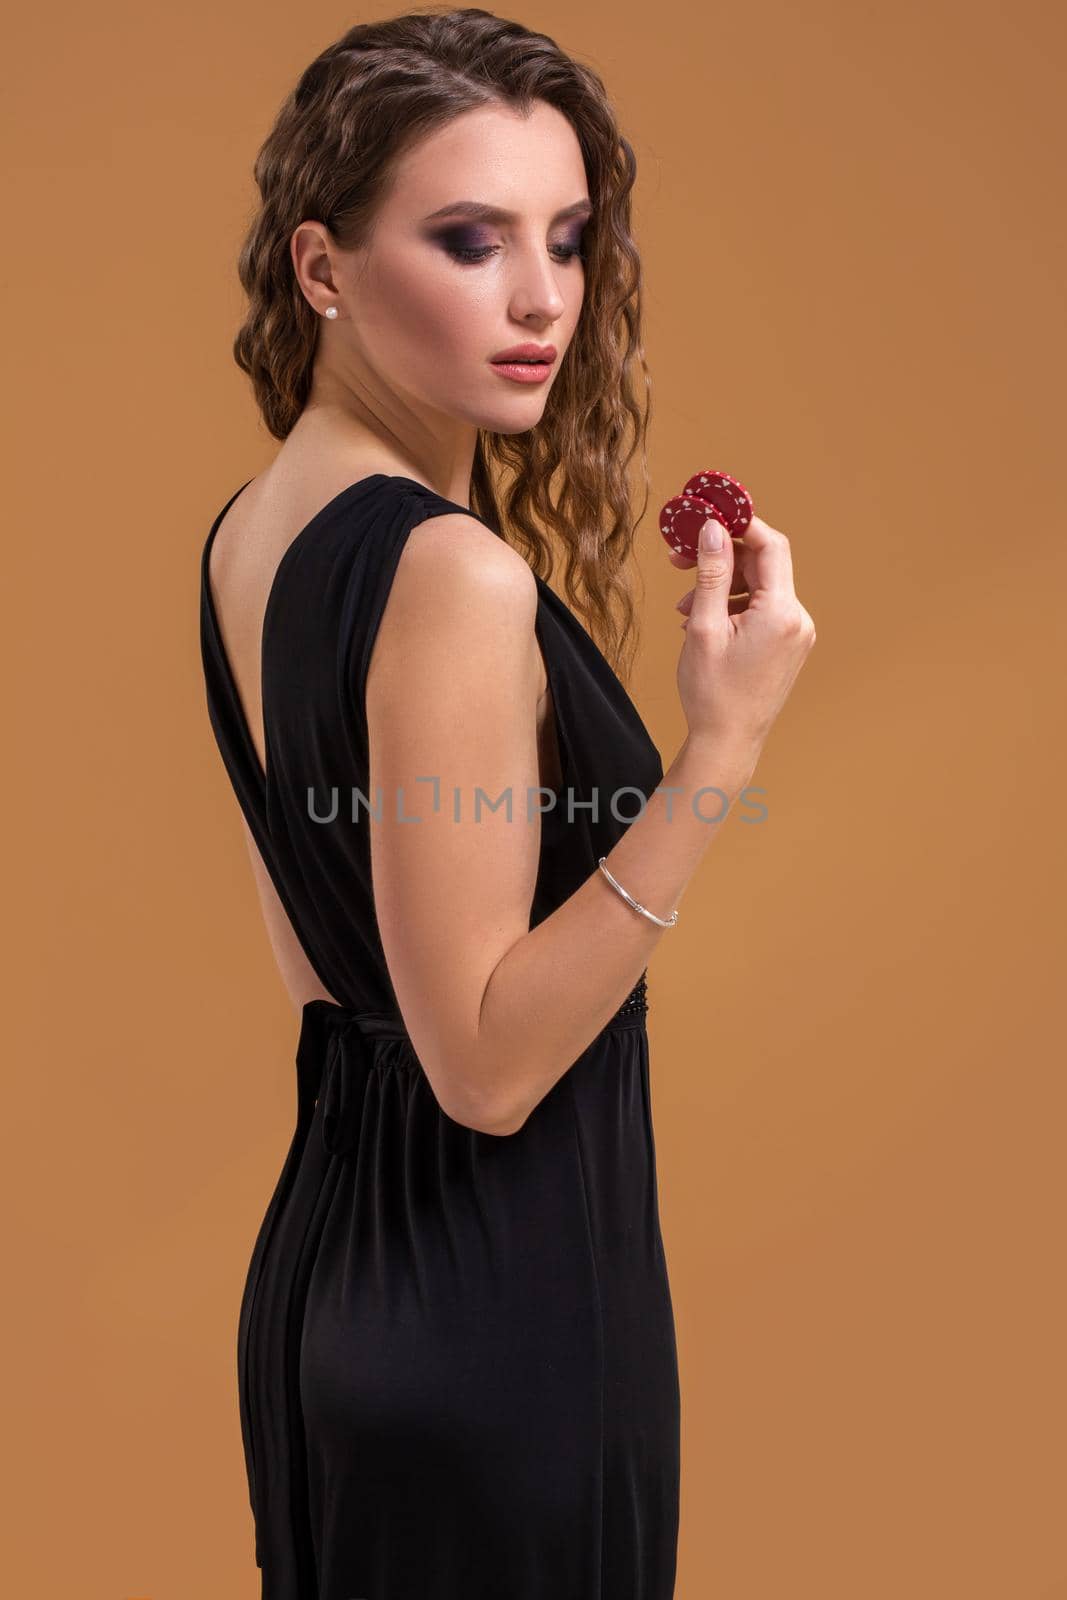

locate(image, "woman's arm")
(366, 513), (759, 1136)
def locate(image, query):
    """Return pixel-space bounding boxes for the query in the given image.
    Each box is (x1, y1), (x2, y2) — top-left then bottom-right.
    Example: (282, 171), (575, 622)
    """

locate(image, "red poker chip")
(659, 469), (754, 560)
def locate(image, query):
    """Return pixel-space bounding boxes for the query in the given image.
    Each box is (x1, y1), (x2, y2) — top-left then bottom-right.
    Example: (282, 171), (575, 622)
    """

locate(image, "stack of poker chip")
(659, 469), (754, 561)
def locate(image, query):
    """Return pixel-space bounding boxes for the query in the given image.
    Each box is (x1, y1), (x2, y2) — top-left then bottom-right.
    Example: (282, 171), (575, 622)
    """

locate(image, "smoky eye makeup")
(430, 224), (587, 265)
(435, 225), (493, 259)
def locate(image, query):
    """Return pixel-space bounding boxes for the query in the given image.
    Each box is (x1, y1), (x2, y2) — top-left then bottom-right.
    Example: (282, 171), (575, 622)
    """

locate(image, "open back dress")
(198, 472), (680, 1600)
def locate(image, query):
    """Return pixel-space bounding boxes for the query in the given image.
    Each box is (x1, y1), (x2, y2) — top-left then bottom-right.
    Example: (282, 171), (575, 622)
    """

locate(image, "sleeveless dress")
(198, 473), (680, 1600)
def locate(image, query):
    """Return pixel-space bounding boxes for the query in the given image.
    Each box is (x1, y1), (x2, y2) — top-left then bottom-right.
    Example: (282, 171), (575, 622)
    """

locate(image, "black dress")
(198, 473), (680, 1600)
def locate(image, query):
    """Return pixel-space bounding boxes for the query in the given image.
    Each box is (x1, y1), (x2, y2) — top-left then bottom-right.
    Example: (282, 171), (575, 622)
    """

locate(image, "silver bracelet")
(597, 857), (679, 929)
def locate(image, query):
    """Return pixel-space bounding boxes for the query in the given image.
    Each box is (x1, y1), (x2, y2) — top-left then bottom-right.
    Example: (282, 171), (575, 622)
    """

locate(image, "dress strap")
(199, 477), (266, 832)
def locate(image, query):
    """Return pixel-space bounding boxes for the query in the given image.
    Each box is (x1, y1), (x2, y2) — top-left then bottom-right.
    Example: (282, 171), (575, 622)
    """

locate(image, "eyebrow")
(421, 199), (594, 224)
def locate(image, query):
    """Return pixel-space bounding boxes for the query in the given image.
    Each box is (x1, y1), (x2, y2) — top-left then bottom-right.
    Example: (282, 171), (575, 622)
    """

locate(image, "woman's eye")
(443, 240), (585, 265)
(446, 244), (497, 263)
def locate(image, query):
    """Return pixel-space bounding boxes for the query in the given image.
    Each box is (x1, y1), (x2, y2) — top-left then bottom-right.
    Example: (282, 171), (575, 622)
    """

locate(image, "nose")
(507, 243), (567, 326)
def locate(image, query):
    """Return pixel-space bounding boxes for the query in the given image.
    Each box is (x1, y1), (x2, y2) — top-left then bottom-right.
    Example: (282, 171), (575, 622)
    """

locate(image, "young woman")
(199, 10), (815, 1597)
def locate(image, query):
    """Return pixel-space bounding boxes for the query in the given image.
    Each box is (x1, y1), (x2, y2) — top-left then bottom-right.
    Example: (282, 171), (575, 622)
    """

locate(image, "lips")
(490, 343), (557, 364)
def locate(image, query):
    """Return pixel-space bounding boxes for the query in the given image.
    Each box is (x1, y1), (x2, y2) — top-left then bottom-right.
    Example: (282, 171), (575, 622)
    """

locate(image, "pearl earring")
(324, 305), (339, 319)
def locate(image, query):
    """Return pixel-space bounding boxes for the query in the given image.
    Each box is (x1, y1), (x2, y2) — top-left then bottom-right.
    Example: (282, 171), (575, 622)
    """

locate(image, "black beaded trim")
(615, 970), (649, 1018)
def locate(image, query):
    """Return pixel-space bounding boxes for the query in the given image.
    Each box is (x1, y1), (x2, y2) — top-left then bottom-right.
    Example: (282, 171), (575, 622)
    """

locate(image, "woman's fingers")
(735, 515), (797, 602)
(674, 569), (750, 615)
(669, 516), (795, 603)
(671, 518), (786, 630)
(666, 540), (748, 580)
(677, 516), (798, 627)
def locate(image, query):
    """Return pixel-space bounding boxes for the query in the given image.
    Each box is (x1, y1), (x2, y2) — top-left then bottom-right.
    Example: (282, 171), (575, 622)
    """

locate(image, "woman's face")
(309, 99), (591, 437)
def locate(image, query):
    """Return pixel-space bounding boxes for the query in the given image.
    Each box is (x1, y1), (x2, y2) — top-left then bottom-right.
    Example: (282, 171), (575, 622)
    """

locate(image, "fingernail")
(700, 518), (724, 552)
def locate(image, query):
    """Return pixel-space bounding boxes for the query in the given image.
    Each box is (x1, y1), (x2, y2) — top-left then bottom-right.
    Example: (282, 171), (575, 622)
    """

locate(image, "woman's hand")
(674, 513), (816, 754)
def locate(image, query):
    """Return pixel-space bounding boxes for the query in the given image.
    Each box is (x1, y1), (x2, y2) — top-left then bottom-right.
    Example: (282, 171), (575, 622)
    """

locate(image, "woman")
(199, 10), (815, 1598)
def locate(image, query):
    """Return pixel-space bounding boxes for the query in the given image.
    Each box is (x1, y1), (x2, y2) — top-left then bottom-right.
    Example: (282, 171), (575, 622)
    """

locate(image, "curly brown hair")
(233, 7), (653, 682)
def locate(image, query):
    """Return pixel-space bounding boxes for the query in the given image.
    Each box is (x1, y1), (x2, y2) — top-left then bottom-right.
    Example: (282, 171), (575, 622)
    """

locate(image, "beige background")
(4, 0), (1064, 1595)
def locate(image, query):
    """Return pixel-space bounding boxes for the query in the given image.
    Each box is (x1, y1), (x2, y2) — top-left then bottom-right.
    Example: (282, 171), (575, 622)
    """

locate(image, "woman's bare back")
(205, 463), (563, 1012)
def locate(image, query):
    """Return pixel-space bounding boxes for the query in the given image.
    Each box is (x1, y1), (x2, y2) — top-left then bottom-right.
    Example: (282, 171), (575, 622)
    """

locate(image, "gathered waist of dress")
(292, 972), (649, 1155)
(302, 969), (649, 1051)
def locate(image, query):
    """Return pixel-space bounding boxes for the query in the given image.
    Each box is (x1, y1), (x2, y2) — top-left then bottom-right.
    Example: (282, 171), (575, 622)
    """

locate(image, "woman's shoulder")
(374, 508), (539, 687)
(401, 502), (535, 599)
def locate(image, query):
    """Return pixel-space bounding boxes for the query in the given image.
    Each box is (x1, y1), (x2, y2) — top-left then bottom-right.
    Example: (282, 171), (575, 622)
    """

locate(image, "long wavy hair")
(233, 7), (652, 681)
